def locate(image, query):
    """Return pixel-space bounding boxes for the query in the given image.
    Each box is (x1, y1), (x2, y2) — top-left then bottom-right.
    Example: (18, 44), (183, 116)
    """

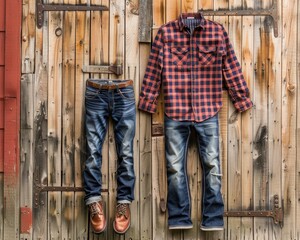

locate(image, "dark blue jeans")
(83, 80), (136, 205)
(164, 114), (224, 228)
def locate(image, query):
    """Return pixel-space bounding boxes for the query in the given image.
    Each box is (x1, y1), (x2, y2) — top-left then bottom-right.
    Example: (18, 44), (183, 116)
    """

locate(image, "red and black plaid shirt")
(138, 13), (253, 122)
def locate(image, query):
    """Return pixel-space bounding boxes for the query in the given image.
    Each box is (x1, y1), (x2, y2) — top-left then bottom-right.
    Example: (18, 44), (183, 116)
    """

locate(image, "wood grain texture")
(74, 3), (90, 238)
(139, 44), (153, 240)
(252, 0), (272, 238)
(20, 74), (33, 239)
(21, 0), (35, 73)
(32, 2), (49, 237)
(125, 0), (140, 238)
(47, 0), (63, 238)
(240, 0), (254, 239)
(268, 0), (282, 238)
(61, 0), (76, 238)
(281, 0), (297, 239)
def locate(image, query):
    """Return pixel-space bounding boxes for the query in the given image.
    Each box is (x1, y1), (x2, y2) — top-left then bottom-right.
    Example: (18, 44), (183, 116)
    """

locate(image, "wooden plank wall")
(0, 0), (4, 238)
(18, 0), (300, 240)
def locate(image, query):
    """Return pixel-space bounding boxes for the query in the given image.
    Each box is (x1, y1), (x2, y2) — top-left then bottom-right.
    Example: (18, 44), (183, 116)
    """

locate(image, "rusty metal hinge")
(199, 0), (279, 37)
(224, 194), (284, 227)
(36, 0), (109, 28)
(82, 64), (123, 76)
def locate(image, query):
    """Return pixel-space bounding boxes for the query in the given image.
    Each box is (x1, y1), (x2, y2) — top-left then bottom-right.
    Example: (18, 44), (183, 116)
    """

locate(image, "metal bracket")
(199, 0), (279, 37)
(36, 0), (109, 28)
(224, 194), (284, 227)
(82, 64), (123, 76)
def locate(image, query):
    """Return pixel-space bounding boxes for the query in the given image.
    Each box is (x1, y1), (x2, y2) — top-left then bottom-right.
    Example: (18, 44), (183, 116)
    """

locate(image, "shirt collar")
(177, 12), (206, 31)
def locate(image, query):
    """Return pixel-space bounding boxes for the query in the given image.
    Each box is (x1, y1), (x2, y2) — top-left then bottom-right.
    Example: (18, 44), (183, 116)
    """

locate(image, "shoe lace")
(90, 202), (103, 217)
(116, 203), (128, 219)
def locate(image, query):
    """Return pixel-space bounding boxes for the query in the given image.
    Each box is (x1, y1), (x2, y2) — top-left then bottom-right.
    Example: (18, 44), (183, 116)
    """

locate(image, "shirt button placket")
(190, 34), (196, 119)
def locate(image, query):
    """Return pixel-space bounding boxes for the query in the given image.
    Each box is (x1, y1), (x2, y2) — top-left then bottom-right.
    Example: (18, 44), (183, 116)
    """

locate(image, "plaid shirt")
(138, 13), (253, 122)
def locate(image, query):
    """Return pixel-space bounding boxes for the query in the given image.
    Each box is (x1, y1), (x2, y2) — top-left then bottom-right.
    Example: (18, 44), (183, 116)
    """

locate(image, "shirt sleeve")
(221, 26), (253, 112)
(138, 27), (164, 113)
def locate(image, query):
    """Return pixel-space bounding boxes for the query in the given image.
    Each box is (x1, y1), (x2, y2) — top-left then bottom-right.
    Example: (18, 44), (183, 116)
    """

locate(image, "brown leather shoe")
(113, 203), (131, 234)
(89, 201), (106, 233)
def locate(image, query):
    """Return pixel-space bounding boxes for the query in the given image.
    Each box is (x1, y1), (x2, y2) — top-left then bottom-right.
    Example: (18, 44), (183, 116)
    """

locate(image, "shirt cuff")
(138, 96), (157, 113)
(233, 98), (253, 112)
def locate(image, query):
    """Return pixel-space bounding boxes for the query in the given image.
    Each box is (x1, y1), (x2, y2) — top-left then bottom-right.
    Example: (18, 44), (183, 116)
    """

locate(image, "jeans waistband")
(86, 79), (133, 90)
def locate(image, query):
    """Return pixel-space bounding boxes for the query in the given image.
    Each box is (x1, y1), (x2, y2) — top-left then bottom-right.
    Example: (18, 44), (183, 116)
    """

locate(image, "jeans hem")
(169, 224), (193, 230)
(85, 196), (102, 206)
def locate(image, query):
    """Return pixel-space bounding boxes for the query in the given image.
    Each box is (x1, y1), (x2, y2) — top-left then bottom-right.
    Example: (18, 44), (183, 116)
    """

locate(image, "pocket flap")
(198, 45), (217, 53)
(170, 47), (189, 55)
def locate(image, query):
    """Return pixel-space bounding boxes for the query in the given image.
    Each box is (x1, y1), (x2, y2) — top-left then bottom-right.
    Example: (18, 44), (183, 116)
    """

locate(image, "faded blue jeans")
(83, 79), (136, 205)
(164, 114), (224, 228)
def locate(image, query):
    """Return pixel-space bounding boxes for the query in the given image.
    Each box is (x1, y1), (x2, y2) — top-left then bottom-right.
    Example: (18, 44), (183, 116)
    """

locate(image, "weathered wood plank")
(32, 2), (49, 237)
(125, 0), (140, 238)
(139, 0), (152, 42)
(139, 43), (152, 240)
(47, 0), (63, 238)
(281, 0), (297, 239)
(182, 0), (197, 13)
(227, 3), (243, 238)
(107, 1), (125, 239)
(268, 0), (282, 238)
(20, 74), (34, 239)
(74, 5), (90, 239)
(297, 0), (300, 237)
(3, 98), (19, 240)
(252, 0), (271, 238)
(61, 0), (76, 238)
(21, 0), (35, 73)
(152, 136), (167, 240)
(240, 0), (254, 238)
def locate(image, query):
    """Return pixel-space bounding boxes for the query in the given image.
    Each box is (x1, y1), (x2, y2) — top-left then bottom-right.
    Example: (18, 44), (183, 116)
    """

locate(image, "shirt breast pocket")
(197, 45), (218, 66)
(170, 46), (189, 67)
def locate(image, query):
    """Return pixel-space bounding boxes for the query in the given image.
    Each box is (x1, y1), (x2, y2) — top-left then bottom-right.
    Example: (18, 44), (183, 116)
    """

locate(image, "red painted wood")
(0, 66), (3, 98)
(5, 0), (21, 97)
(20, 207), (33, 233)
(0, 0), (4, 31)
(0, 100), (3, 129)
(3, 0), (21, 237)
(0, 32), (4, 65)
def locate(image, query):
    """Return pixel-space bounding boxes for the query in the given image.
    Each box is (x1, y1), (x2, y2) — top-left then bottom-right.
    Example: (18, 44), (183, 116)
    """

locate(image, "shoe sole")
(200, 225), (224, 231)
(113, 221), (131, 234)
(169, 225), (193, 230)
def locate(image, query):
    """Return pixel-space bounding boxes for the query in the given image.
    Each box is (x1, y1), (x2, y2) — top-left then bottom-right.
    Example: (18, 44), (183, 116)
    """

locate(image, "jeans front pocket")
(85, 87), (100, 100)
(118, 86), (135, 100)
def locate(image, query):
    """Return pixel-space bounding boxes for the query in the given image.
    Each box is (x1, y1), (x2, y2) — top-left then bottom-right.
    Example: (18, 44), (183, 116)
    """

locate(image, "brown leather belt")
(86, 79), (133, 90)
